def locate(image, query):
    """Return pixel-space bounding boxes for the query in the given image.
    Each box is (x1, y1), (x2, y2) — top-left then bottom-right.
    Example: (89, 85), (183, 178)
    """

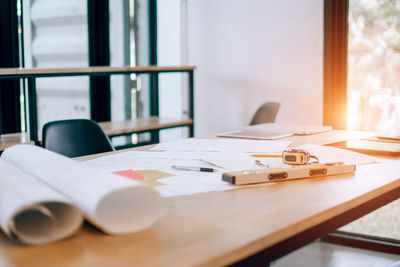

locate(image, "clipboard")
(329, 140), (400, 156)
(222, 163), (355, 185)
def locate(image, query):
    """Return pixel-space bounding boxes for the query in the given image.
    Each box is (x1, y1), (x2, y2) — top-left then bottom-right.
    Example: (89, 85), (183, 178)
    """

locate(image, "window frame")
(323, 0), (400, 252)
(323, 0), (348, 130)
(0, 0), (21, 134)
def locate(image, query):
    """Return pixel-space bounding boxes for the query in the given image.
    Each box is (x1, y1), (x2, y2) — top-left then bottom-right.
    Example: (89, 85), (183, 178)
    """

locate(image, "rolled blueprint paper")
(2, 145), (164, 234)
(0, 161), (83, 244)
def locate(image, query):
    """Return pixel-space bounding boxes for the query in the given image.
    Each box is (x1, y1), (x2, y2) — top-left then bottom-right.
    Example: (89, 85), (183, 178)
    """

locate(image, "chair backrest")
(249, 102), (280, 125)
(42, 119), (115, 157)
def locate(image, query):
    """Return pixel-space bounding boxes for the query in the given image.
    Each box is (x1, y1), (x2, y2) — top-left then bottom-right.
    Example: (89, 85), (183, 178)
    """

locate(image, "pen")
(171, 165), (216, 172)
(251, 154), (282, 158)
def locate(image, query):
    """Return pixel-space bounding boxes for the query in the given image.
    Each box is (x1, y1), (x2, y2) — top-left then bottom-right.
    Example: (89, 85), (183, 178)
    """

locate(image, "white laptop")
(217, 123), (332, 140)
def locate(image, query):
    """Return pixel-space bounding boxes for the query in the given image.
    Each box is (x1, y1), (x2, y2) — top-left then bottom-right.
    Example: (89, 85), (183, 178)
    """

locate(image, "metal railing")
(0, 66), (195, 145)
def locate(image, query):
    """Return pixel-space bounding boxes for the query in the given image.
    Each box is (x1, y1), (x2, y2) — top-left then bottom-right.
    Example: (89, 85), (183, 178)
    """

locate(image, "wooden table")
(0, 132), (33, 151)
(98, 116), (194, 137)
(0, 130), (399, 266)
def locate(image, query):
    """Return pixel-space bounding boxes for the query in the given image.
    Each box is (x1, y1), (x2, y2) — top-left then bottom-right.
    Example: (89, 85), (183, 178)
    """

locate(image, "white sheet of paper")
(295, 144), (379, 165)
(157, 172), (236, 197)
(150, 138), (291, 153)
(84, 142), (378, 199)
(83, 150), (285, 172)
(83, 150), (290, 198)
(83, 142), (382, 198)
(86, 156), (212, 173)
(83, 151), (234, 197)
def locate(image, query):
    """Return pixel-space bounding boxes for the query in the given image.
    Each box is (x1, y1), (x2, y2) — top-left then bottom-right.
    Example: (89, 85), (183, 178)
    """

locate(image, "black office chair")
(42, 119), (115, 157)
(249, 102), (280, 125)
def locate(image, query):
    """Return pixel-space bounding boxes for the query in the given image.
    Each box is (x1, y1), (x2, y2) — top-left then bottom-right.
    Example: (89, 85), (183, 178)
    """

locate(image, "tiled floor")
(272, 240), (400, 267)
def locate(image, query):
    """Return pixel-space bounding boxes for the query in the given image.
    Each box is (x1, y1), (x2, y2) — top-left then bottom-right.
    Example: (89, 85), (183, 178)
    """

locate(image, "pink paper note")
(113, 169), (144, 180)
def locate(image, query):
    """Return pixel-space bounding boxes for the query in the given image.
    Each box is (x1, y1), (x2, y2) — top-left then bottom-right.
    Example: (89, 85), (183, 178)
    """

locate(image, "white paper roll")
(2, 145), (164, 234)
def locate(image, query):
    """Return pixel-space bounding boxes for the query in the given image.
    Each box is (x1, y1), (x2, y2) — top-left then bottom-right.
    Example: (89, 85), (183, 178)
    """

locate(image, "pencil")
(251, 154), (282, 158)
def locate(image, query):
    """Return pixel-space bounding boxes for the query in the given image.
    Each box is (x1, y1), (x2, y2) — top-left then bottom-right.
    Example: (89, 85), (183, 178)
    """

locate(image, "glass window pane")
(23, 0), (90, 131)
(347, 0), (400, 135)
(110, 0), (131, 122)
(340, 199), (400, 240)
(345, 0), (400, 241)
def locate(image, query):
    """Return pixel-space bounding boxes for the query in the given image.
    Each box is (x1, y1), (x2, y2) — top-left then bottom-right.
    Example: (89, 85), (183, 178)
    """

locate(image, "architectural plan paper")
(150, 138), (291, 153)
(296, 144), (379, 165)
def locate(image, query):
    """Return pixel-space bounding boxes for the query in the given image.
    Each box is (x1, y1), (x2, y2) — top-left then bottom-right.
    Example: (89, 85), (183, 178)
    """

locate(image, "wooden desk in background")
(0, 132), (33, 152)
(0, 117), (193, 151)
(98, 116), (193, 138)
(0, 66), (196, 145)
(0, 130), (399, 266)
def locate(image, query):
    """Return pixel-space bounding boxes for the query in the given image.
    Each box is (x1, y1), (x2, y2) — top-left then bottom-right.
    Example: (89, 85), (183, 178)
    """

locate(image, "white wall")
(186, 0), (324, 136)
(158, 0), (185, 142)
(158, 0), (195, 142)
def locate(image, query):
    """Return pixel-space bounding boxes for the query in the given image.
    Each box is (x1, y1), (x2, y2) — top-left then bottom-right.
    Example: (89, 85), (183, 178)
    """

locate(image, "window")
(347, 0), (400, 134)
(340, 0), (400, 242)
(23, 0), (90, 130)
(21, 0), (143, 141)
(324, 0), (400, 249)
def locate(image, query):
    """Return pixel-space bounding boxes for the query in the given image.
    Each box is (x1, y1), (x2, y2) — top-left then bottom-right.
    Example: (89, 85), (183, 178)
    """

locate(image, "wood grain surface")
(0, 66), (195, 78)
(0, 132), (32, 151)
(99, 117), (193, 137)
(0, 130), (399, 267)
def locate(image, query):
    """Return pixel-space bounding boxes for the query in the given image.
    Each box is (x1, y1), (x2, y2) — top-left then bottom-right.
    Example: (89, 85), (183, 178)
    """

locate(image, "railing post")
(27, 77), (39, 145)
(149, 71), (160, 143)
(188, 70), (194, 137)
(148, 0), (159, 144)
